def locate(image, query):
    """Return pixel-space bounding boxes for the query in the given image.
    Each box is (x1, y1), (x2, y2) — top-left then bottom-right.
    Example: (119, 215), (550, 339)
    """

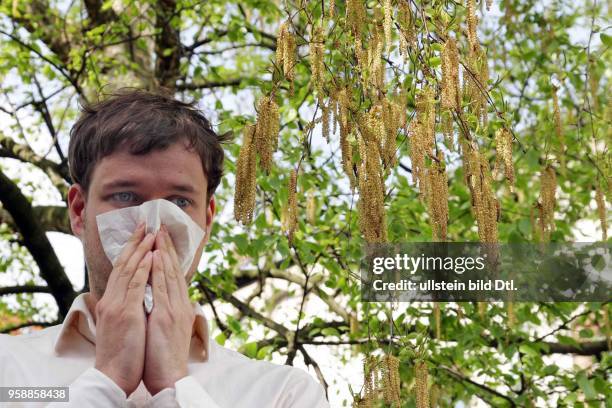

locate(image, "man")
(0, 89), (329, 407)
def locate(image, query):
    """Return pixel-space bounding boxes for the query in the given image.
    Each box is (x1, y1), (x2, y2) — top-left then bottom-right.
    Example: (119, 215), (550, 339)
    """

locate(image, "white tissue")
(95, 199), (206, 313)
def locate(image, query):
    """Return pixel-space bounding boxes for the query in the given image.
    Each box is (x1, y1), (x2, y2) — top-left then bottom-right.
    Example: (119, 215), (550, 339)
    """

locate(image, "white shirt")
(0, 293), (329, 407)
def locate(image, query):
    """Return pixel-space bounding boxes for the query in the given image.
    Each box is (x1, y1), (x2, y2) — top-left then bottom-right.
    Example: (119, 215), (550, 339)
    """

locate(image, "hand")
(94, 222), (155, 395)
(143, 223), (195, 395)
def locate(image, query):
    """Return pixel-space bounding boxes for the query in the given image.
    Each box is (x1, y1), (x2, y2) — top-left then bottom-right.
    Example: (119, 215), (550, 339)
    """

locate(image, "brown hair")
(68, 88), (231, 201)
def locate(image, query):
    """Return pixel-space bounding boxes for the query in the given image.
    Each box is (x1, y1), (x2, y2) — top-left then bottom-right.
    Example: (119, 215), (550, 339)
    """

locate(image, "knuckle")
(153, 280), (166, 292)
(117, 266), (132, 279)
(114, 258), (126, 270)
(96, 301), (117, 320)
(127, 279), (145, 290)
(166, 268), (178, 280)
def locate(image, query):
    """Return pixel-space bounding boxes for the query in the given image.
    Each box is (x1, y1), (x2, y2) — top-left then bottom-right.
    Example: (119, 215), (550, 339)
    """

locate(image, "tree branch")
(0, 132), (71, 195)
(176, 78), (257, 90)
(0, 205), (71, 235)
(0, 169), (76, 318)
(154, 0), (182, 88)
(0, 285), (52, 296)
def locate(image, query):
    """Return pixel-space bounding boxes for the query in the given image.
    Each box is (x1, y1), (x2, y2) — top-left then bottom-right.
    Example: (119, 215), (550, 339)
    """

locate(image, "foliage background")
(0, 0), (610, 406)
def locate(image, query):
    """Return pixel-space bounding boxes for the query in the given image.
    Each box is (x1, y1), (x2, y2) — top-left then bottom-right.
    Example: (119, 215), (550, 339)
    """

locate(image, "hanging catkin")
(346, 0), (367, 37)
(463, 141), (499, 242)
(466, 0), (479, 50)
(337, 87), (357, 188)
(254, 95), (280, 173)
(430, 383), (440, 407)
(539, 164), (557, 241)
(493, 127), (515, 192)
(310, 25), (325, 99)
(426, 152), (449, 241)
(463, 44), (489, 128)
(380, 97), (403, 169)
(282, 169), (298, 242)
(322, 100), (330, 141)
(276, 21), (296, 83)
(357, 117), (388, 243)
(595, 183), (608, 240)
(381, 354), (401, 407)
(363, 355), (379, 405)
(433, 303), (442, 339)
(440, 37), (458, 147)
(383, 0), (392, 56)
(306, 190), (316, 225)
(415, 361), (429, 408)
(507, 301), (515, 328)
(441, 36), (460, 111)
(410, 86), (436, 197)
(234, 124), (257, 224)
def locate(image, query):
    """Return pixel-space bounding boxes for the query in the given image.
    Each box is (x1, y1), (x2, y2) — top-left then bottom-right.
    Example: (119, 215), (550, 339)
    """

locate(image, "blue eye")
(172, 197), (191, 208)
(113, 192), (135, 202)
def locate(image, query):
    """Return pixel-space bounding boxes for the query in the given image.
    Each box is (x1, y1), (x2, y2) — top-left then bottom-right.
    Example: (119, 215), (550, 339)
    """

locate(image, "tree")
(0, 0), (610, 406)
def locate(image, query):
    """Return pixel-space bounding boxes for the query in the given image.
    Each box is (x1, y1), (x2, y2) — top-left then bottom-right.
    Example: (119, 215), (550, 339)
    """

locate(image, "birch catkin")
(539, 164), (557, 241)
(346, 0), (367, 37)
(595, 184), (608, 240)
(310, 25), (325, 99)
(337, 87), (356, 188)
(441, 36), (460, 111)
(426, 152), (449, 241)
(254, 95), (280, 173)
(362, 355), (379, 406)
(466, 0), (479, 50)
(382, 354), (401, 407)
(383, 0), (392, 56)
(357, 116), (388, 243)
(493, 127), (515, 192)
(282, 169), (298, 242)
(381, 97), (403, 169)
(410, 86), (435, 197)
(433, 303), (442, 339)
(415, 361), (429, 408)
(234, 124), (257, 224)
(463, 141), (499, 243)
(276, 21), (296, 83)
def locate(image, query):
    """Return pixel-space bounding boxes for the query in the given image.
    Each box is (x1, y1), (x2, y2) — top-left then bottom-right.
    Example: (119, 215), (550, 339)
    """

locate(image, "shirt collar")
(53, 292), (209, 362)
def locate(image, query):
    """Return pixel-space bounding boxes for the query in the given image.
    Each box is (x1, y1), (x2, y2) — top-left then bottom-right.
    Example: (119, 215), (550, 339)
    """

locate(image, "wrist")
(147, 371), (188, 396)
(95, 363), (136, 395)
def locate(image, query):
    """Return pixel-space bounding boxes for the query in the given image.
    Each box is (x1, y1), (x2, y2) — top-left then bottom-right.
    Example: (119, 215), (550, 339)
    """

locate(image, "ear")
(67, 184), (87, 239)
(202, 195), (216, 246)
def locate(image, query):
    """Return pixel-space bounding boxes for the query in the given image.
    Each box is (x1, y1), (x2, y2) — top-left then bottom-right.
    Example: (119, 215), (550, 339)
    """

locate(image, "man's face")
(67, 139), (215, 300)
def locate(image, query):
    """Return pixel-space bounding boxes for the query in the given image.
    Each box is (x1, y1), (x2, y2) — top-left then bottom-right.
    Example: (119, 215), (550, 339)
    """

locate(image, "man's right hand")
(94, 222), (155, 395)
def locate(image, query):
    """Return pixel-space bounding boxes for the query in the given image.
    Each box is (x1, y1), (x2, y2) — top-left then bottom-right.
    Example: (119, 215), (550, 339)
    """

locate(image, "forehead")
(90, 141), (207, 195)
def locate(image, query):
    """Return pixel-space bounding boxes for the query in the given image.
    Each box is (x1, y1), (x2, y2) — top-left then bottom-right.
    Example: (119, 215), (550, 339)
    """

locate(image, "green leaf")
(242, 342), (258, 359)
(215, 332), (227, 346)
(321, 327), (340, 337)
(576, 372), (597, 400)
(428, 56), (441, 67)
(601, 33), (612, 47)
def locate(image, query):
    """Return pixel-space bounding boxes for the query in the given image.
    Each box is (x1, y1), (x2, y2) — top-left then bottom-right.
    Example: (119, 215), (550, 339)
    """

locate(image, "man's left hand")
(143, 223), (195, 395)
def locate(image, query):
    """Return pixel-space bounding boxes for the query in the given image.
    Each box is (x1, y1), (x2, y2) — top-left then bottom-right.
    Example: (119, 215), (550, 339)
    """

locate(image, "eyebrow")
(101, 179), (197, 194)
